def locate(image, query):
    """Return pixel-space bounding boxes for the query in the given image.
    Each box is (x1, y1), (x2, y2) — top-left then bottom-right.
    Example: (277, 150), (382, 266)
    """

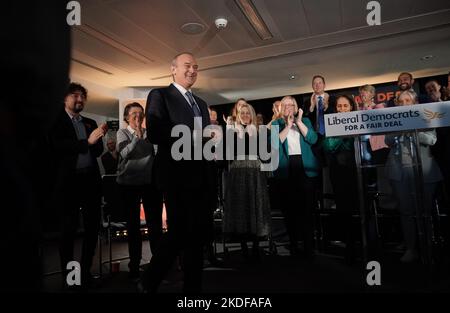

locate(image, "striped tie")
(186, 91), (202, 117)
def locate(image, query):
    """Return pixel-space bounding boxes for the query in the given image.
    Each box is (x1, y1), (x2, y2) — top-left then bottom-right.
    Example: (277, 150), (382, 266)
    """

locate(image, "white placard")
(325, 101), (450, 137)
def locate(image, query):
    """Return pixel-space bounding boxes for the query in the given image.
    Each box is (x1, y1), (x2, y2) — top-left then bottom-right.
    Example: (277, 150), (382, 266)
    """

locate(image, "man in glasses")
(50, 82), (106, 289)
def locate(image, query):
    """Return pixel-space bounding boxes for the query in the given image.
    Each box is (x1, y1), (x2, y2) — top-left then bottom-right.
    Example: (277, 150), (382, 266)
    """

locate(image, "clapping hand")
(295, 108), (303, 124)
(88, 125), (106, 145)
(287, 113), (294, 128)
(135, 125), (143, 138)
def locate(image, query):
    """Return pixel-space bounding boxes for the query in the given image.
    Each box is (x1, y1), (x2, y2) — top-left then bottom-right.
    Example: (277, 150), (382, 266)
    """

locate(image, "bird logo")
(422, 108), (445, 122)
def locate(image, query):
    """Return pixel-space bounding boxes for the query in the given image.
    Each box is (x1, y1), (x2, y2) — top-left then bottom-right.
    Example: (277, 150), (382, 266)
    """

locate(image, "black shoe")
(206, 256), (224, 267)
(289, 245), (301, 257)
(136, 281), (148, 293)
(129, 270), (141, 282)
(250, 248), (262, 263)
(81, 272), (101, 290)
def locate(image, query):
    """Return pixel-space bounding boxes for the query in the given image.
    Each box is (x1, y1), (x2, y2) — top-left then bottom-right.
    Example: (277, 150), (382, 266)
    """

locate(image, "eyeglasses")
(71, 92), (86, 100)
(129, 111), (144, 117)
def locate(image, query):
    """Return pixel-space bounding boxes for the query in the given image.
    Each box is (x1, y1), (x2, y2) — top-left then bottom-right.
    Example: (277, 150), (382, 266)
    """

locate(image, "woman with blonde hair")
(224, 98), (247, 125)
(271, 96), (319, 258)
(385, 90), (442, 262)
(357, 85), (384, 110)
(357, 85), (389, 166)
(266, 100), (282, 129)
(223, 103), (271, 260)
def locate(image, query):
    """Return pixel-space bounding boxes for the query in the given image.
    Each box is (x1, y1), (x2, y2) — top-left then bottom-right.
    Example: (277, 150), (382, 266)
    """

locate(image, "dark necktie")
(186, 91), (202, 117)
(72, 115), (86, 140)
(317, 95), (325, 135)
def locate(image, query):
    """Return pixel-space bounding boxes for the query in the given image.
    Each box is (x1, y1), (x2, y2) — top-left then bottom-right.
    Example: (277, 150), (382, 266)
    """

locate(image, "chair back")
(101, 175), (125, 222)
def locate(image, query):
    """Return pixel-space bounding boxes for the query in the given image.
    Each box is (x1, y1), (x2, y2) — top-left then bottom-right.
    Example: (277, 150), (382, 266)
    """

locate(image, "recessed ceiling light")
(289, 75), (296, 80)
(420, 55), (434, 61)
(180, 22), (205, 35)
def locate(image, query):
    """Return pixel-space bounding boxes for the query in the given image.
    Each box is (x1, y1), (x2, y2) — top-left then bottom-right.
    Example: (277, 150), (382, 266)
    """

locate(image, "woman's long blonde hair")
(230, 98), (247, 121)
(236, 103), (258, 128)
(280, 95), (299, 117)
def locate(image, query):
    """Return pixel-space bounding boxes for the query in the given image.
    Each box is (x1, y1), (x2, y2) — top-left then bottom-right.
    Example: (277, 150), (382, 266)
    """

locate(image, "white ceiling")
(71, 0), (450, 117)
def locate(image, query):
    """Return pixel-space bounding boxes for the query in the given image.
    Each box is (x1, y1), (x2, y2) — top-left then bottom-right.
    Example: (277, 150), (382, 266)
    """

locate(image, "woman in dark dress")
(223, 103), (271, 259)
(323, 95), (359, 263)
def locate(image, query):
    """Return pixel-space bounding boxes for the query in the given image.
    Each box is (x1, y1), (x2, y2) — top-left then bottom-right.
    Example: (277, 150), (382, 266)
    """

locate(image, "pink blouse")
(361, 103), (389, 151)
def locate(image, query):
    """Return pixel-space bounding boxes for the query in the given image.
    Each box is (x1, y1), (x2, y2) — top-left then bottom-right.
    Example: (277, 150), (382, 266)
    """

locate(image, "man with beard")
(50, 82), (105, 288)
(387, 72), (429, 107)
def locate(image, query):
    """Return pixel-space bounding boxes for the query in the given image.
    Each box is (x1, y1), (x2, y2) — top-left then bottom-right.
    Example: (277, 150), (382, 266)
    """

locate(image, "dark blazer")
(303, 95), (335, 166)
(303, 94), (336, 133)
(50, 109), (103, 189)
(145, 84), (212, 191)
(101, 152), (118, 175)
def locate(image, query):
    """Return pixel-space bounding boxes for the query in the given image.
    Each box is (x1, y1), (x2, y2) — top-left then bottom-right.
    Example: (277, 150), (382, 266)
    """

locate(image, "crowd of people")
(51, 53), (449, 293)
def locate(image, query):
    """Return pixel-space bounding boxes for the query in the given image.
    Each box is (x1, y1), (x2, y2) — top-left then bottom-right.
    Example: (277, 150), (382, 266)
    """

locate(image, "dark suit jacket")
(303, 94), (336, 132)
(50, 109), (103, 193)
(101, 152), (118, 175)
(145, 84), (213, 191)
(303, 95), (335, 166)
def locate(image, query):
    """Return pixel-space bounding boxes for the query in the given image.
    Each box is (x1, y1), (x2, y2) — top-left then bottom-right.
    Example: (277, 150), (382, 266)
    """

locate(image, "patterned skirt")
(223, 159), (271, 238)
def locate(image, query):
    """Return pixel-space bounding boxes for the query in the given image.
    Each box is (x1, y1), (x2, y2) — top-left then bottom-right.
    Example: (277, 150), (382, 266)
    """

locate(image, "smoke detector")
(215, 18), (228, 29)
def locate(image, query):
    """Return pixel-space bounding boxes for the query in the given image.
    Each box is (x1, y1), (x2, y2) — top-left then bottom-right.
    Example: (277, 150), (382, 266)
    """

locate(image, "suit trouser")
(278, 155), (317, 254)
(142, 187), (211, 293)
(59, 170), (101, 279)
(119, 183), (163, 271)
(330, 163), (359, 259)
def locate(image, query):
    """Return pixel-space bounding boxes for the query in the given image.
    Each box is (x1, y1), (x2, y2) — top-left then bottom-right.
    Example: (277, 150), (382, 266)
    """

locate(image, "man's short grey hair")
(397, 89), (418, 103)
(171, 52), (194, 67)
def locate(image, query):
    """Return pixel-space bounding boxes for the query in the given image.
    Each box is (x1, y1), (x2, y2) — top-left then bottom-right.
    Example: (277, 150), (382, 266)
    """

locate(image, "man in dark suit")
(50, 82), (105, 287)
(142, 52), (213, 293)
(101, 138), (118, 174)
(303, 75), (335, 237)
(303, 75), (335, 165)
(303, 75), (335, 135)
